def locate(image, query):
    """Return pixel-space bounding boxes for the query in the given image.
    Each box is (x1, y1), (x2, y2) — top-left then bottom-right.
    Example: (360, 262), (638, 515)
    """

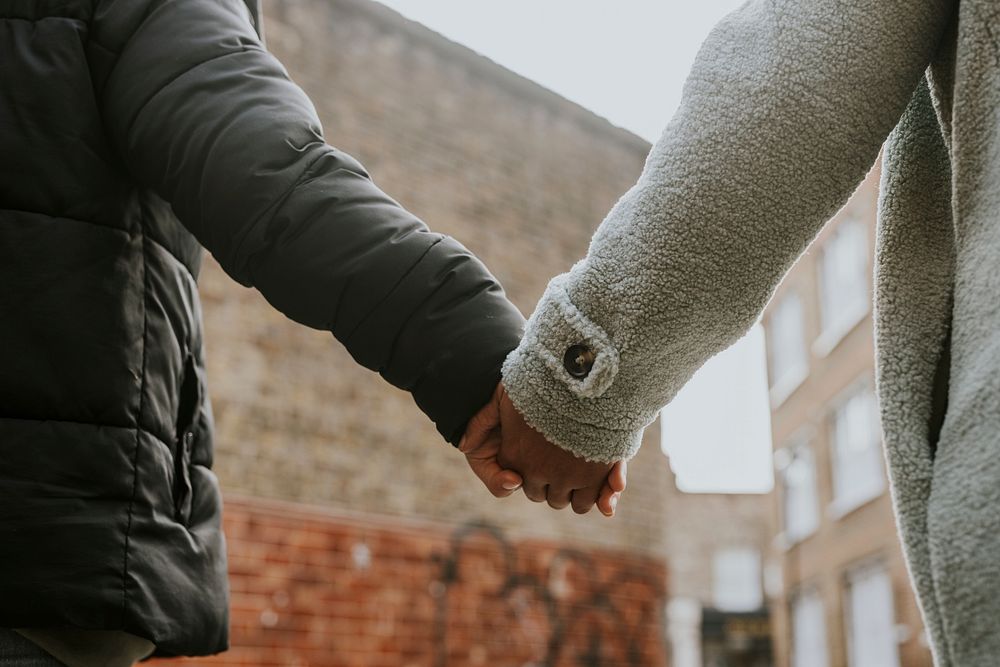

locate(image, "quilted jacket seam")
(120, 227), (148, 625)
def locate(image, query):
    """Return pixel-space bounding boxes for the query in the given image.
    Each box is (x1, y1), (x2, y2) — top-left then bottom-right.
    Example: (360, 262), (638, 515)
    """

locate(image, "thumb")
(459, 384), (503, 454)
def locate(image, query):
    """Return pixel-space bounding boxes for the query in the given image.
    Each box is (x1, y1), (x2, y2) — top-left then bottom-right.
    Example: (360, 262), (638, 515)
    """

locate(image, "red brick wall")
(160, 496), (667, 667)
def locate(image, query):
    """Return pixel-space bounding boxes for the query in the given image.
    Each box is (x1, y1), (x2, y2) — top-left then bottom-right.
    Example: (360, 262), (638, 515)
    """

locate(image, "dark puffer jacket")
(0, 0), (524, 656)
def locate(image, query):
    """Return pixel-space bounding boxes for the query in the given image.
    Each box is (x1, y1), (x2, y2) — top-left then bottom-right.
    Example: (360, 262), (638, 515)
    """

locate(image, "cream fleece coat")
(501, 0), (999, 664)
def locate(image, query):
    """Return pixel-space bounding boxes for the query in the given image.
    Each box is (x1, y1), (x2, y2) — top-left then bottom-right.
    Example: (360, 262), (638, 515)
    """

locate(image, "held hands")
(460, 383), (626, 516)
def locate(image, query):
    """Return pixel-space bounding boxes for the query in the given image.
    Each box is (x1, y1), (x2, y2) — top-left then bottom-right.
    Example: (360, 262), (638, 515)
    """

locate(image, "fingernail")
(502, 481), (521, 491)
(610, 494), (619, 514)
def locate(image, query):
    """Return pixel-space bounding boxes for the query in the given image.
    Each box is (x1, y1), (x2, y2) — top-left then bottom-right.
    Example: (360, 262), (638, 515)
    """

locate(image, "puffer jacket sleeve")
(501, 0), (954, 462)
(92, 0), (525, 444)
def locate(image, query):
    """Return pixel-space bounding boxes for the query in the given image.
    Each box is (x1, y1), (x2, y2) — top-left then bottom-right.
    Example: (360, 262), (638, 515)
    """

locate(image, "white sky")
(374, 0), (774, 493)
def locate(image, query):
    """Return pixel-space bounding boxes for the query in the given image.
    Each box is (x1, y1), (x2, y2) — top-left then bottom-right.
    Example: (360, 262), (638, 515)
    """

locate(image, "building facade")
(160, 0), (675, 665)
(762, 166), (933, 667)
(662, 467), (773, 667)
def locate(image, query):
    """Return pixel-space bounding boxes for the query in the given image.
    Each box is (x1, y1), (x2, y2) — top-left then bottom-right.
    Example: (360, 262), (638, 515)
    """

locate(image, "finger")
(523, 481), (547, 503)
(546, 486), (573, 510)
(608, 460), (627, 493)
(495, 469), (524, 496)
(571, 485), (600, 514)
(597, 486), (620, 517)
(469, 458), (522, 498)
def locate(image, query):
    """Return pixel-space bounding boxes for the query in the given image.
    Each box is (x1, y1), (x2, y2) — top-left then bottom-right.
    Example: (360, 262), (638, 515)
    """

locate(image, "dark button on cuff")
(563, 343), (596, 379)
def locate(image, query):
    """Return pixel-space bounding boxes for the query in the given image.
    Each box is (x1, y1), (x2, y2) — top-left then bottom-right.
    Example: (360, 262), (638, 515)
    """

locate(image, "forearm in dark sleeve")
(97, 0), (524, 441)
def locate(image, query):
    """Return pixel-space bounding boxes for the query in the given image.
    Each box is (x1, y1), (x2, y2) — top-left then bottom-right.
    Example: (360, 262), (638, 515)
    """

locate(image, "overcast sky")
(374, 0), (774, 493)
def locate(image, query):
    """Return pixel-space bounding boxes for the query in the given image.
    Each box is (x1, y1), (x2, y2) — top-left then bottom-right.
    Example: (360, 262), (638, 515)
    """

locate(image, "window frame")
(777, 435), (821, 546)
(767, 289), (809, 408)
(790, 585), (830, 667)
(827, 379), (885, 518)
(843, 559), (901, 667)
(814, 214), (871, 357)
(712, 546), (764, 613)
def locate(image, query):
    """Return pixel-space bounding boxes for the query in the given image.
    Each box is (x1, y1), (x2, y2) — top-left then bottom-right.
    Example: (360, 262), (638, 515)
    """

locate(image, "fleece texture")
(503, 0), (1000, 664)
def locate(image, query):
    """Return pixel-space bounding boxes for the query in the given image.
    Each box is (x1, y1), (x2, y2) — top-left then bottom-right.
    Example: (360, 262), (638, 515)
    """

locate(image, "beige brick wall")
(661, 469), (771, 605)
(199, 0), (671, 555)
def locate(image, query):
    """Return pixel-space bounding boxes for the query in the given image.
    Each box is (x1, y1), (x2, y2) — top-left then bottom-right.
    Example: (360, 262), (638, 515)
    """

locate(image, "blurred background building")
(761, 166), (934, 667)
(662, 468), (772, 667)
(163, 0), (675, 664)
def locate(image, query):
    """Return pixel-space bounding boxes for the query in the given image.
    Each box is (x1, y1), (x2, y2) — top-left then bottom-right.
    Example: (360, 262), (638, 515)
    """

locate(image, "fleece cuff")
(500, 274), (648, 463)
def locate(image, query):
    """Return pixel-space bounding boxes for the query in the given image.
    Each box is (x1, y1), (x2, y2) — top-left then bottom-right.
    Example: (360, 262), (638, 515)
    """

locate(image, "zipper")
(173, 355), (200, 524)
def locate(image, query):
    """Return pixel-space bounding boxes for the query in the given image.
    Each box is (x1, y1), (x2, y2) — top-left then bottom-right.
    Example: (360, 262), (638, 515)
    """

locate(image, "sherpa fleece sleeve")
(501, 0), (954, 462)
(91, 0), (525, 445)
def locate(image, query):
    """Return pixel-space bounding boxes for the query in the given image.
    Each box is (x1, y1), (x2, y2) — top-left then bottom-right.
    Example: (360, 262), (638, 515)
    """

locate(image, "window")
(817, 216), (869, 352)
(830, 384), (884, 514)
(846, 563), (900, 667)
(768, 292), (808, 405)
(780, 443), (819, 543)
(712, 547), (763, 612)
(791, 588), (829, 667)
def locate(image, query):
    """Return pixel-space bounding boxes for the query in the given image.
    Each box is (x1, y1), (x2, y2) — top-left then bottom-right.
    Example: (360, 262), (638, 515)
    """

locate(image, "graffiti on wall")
(158, 503), (668, 667)
(431, 520), (666, 667)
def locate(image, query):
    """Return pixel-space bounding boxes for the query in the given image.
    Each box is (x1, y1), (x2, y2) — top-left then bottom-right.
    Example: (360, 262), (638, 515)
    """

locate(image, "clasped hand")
(460, 383), (626, 516)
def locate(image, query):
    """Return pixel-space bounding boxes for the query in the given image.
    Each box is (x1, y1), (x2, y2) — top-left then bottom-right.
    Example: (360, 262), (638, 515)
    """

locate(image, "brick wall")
(162, 496), (667, 667)
(182, 0), (673, 663)
(660, 468), (773, 667)
(199, 0), (668, 554)
(662, 471), (771, 606)
(763, 166), (932, 667)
